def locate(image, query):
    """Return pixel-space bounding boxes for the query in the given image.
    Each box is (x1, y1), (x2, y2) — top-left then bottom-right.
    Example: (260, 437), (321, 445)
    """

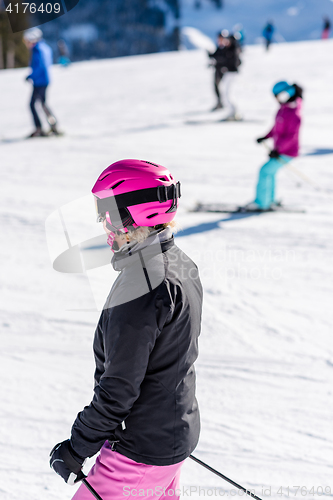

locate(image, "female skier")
(50, 159), (203, 500)
(247, 81), (303, 211)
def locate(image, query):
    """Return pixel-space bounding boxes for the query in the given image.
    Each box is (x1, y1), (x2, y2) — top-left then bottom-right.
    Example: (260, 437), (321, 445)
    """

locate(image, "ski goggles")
(94, 197), (137, 234)
(94, 182), (181, 233)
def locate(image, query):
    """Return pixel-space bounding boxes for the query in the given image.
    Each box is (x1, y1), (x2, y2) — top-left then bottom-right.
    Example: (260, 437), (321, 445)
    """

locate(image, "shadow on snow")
(177, 212), (261, 238)
(304, 148), (333, 156)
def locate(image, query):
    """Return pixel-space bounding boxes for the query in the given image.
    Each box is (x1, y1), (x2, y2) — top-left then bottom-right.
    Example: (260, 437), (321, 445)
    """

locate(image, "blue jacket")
(263, 24), (274, 41)
(28, 40), (53, 87)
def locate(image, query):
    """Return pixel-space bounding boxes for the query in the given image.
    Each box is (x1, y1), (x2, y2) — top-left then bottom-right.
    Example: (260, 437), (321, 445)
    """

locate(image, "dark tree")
(212, 0), (223, 8)
(35, 0), (180, 61)
(0, 0), (29, 69)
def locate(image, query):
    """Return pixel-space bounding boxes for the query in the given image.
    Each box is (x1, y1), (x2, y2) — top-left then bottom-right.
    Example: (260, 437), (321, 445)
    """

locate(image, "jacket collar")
(111, 227), (174, 271)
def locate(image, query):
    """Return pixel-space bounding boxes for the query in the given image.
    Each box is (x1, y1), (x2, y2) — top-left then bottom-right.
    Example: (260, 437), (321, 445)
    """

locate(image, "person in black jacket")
(208, 30), (241, 117)
(50, 159), (203, 500)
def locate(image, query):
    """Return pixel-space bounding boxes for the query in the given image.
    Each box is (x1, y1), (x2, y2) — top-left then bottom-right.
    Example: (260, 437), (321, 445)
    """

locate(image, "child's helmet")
(272, 81), (296, 103)
(92, 159), (181, 232)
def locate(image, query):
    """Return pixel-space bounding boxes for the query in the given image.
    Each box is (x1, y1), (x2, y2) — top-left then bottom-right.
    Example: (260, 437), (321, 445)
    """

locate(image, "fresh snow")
(0, 39), (333, 500)
(181, 26), (217, 51)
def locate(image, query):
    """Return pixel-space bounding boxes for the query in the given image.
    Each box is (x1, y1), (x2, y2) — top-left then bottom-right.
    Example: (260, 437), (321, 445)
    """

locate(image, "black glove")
(269, 149), (280, 158)
(50, 439), (85, 485)
(256, 137), (266, 143)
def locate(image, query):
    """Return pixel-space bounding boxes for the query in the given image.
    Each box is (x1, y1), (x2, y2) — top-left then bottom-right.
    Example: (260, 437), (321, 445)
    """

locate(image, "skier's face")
(114, 233), (128, 249)
(218, 36), (231, 47)
(275, 93), (290, 104)
(102, 220), (128, 249)
(102, 219), (111, 235)
(23, 40), (36, 50)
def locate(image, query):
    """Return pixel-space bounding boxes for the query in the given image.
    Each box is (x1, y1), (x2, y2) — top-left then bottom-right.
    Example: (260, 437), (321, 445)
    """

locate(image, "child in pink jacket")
(250, 81), (303, 210)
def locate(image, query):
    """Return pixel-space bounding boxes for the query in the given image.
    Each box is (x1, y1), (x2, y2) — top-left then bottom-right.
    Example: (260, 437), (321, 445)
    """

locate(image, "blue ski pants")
(255, 155), (292, 209)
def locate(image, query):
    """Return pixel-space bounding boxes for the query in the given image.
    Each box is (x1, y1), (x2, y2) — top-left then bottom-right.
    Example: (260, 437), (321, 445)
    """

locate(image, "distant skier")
(263, 21), (274, 50)
(49, 159), (203, 500)
(246, 81), (303, 211)
(208, 30), (241, 118)
(233, 24), (245, 47)
(322, 16), (331, 39)
(23, 28), (59, 137)
(57, 39), (71, 67)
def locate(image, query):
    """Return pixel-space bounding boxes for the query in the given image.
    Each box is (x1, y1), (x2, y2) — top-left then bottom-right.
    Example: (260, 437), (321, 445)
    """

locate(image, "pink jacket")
(265, 98), (302, 157)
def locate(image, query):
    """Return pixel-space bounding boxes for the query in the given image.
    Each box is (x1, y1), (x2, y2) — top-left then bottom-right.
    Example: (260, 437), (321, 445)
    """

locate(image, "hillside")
(38, 0), (180, 60)
(181, 0), (333, 43)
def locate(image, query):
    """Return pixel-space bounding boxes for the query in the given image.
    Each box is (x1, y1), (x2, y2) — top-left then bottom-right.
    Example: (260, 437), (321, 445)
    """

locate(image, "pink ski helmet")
(92, 159), (181, 232)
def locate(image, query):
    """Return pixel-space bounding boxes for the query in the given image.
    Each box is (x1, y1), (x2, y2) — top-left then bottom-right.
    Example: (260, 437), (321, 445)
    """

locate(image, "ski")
(46, 130), (65, 137)
(191, 202), (306, 214)
(219, 115), (243, 122)
(0, 132), (65, 143)
(185, 111), (243, 125)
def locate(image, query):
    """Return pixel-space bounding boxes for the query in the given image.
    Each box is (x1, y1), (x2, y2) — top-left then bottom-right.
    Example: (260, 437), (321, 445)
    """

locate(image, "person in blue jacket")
(24, 28), (59, 137)
(263, 21), (274, 51)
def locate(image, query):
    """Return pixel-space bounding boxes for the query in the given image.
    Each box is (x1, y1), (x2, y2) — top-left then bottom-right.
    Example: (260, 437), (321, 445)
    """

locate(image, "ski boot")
(28, 128), (47, 138)
(47, 115), (62, 136)
(223, 112), (243, 122)
(270, 200), (283, 209)
(240, 202), (266, 212)
(211, 101), (223, 111)
(48, 124), (62, 136)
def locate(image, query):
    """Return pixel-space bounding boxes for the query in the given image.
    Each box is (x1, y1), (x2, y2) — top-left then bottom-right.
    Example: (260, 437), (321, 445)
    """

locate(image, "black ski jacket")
(209, 39), (241, 72)
(71, 228), (203, 465)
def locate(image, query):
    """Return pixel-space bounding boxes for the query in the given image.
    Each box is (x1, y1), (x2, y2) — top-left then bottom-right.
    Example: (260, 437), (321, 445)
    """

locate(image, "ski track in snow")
(1, 40), (333, 500)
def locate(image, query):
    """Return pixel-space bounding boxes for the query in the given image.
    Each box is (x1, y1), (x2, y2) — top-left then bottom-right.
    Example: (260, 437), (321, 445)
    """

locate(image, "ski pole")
(82, 476), (104, 500)
(260, 141), (327, 192)
(81, 457), (263, 500)
(189, 455), (263, 500)
(284, 164), (322, 190)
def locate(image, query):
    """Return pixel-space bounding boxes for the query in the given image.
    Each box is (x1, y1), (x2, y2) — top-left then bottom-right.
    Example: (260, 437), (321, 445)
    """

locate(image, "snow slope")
(181, 0), (333, 44)
(0, 39), (333, 500)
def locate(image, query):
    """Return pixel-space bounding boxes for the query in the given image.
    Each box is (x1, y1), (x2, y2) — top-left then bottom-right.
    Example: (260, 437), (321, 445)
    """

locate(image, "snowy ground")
(1, 40), (333, 500)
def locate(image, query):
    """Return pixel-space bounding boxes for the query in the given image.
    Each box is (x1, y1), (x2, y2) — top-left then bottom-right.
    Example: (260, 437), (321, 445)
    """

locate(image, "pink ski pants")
(72, 441), (184, 500)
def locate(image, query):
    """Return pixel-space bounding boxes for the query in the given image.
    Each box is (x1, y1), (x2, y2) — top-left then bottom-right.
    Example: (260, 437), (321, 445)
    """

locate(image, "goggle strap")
(96, 182), (181, 214)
